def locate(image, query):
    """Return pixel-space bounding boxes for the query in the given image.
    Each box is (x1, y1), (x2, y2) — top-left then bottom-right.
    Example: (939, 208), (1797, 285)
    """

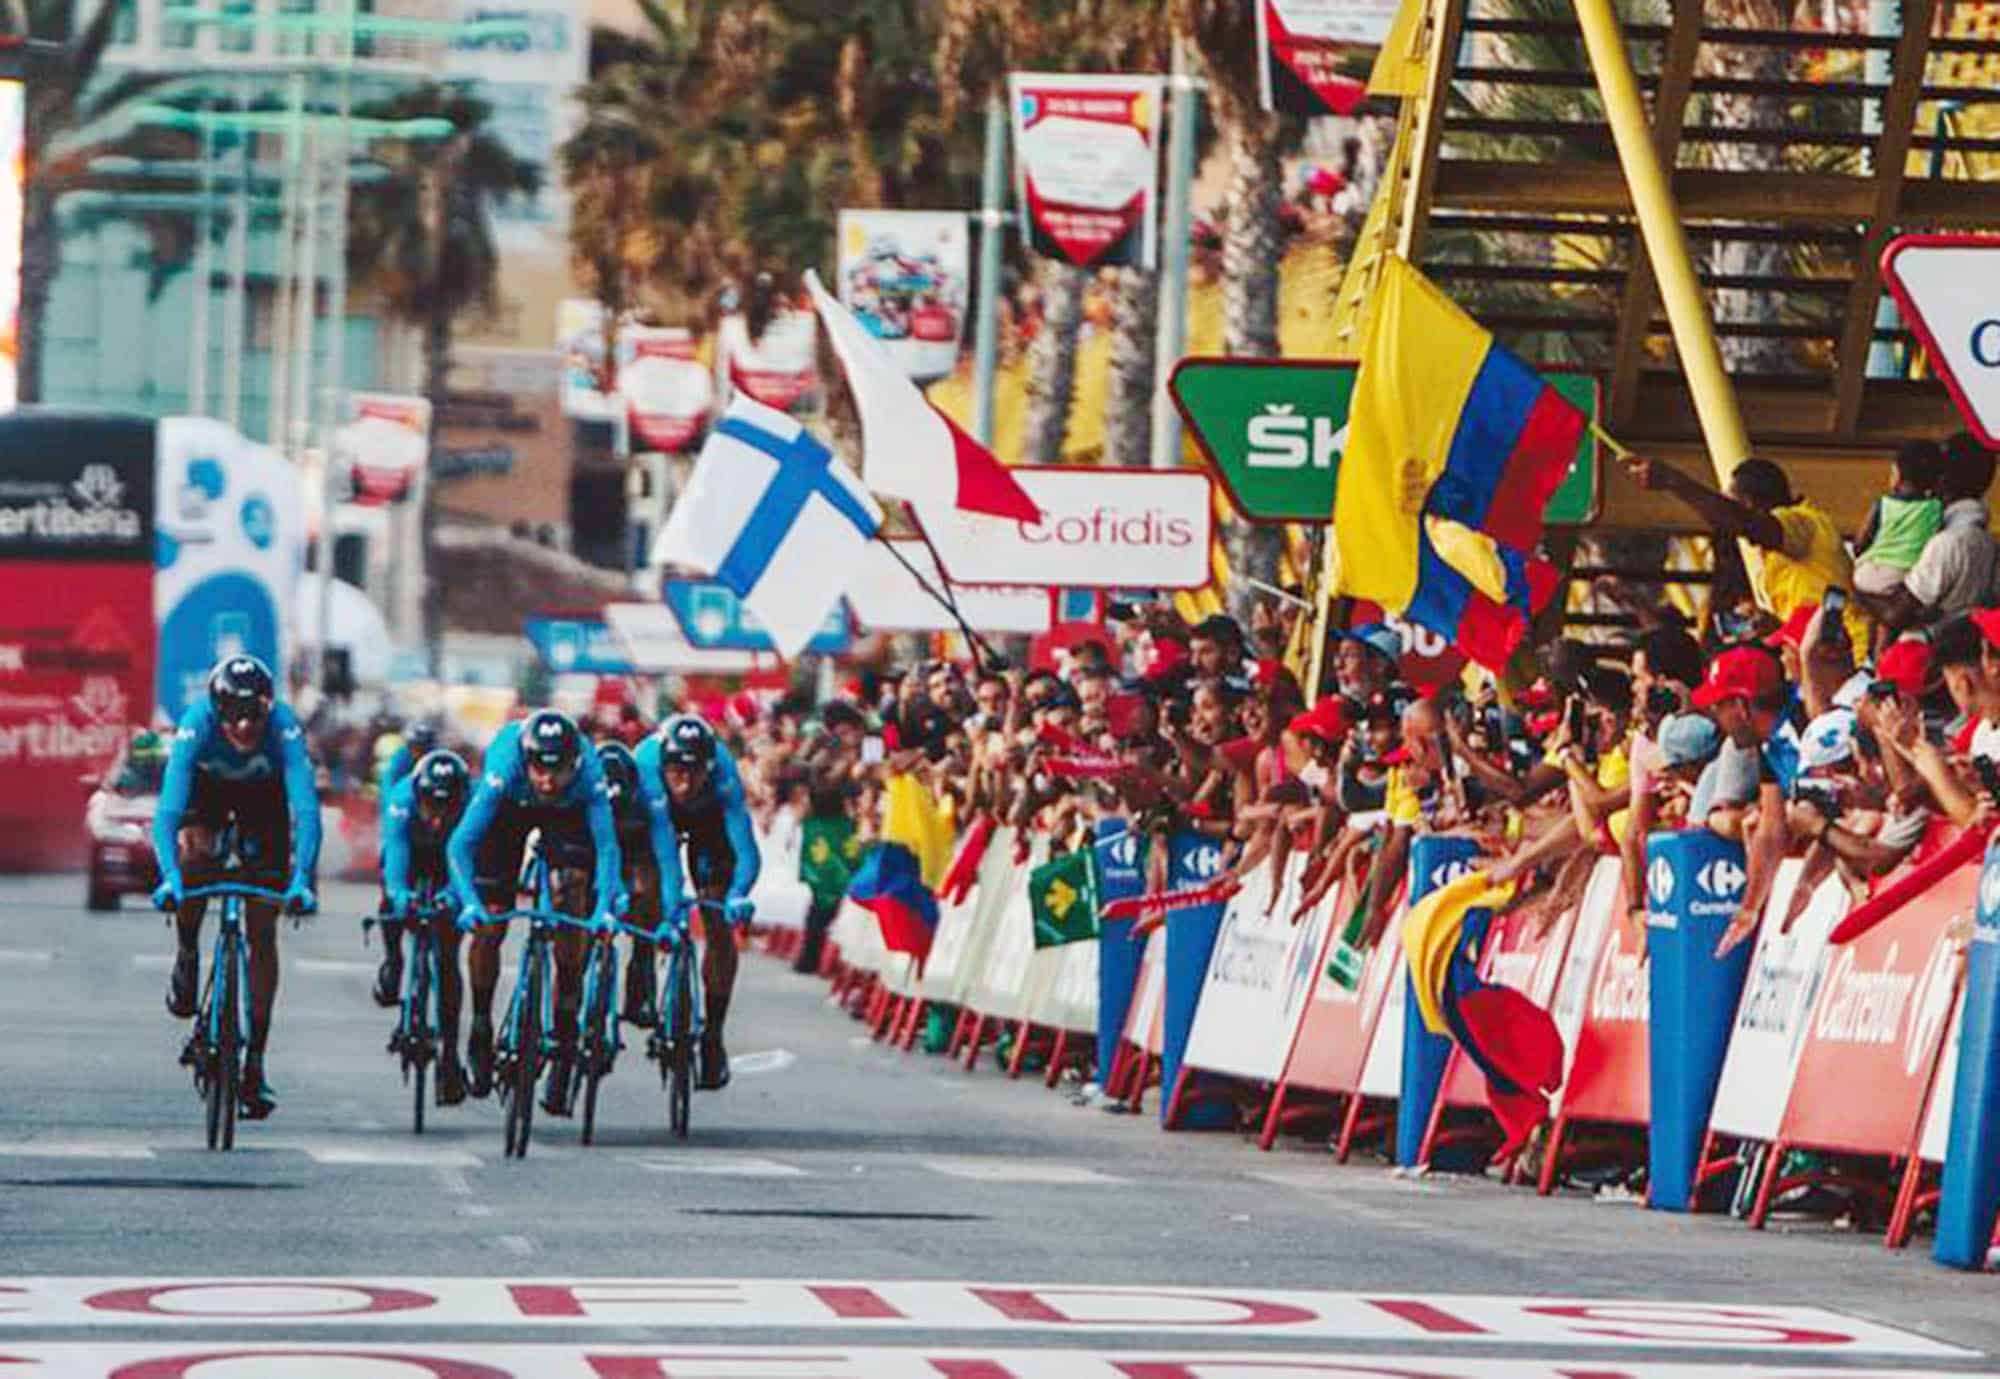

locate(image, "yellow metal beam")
(1573, 0), (1750, 487)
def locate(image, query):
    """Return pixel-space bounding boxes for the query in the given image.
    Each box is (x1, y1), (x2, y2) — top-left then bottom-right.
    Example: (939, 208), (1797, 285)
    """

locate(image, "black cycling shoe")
(436, 1054), (467, 1107)
(166, 949), (199, 1020)
(697, 1033), (731, 1091)
(371, 950), (403, 1008)
(239, 1060), (277, 1121)
(467, 1019), (495, 1100)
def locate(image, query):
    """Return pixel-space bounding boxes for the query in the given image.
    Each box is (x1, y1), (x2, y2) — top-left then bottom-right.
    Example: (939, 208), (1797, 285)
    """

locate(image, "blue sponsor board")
(662, 578), (850, 655)
(523, 617), (633, 675)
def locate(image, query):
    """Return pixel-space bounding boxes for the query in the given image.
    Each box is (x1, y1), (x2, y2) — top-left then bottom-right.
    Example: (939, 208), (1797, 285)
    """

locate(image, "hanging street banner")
(620, 324), (713, 454)
(837, 210), (969, 384)
(1168, 357), (1601, 525)
(920, 468), (1214, 589)
(334, 393), (430, 505)
(1882, 233), (2000, 450)
(662, 578), (850, 656)
(557, 298), (620, 421)
(1009, 72), (1163, 271)
(523, 615), (634, 675)
(1255, 0), (1400, 116)
(717, 307), (819, 414)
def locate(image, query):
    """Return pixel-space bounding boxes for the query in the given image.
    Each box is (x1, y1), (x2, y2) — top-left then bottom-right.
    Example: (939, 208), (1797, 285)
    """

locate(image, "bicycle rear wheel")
(668, 950), (693, 1140)
(506, 950), (542, 1159)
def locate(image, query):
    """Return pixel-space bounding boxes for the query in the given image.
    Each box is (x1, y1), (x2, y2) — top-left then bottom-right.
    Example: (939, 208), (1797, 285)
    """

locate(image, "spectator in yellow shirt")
(1624, 454), (1869, 658)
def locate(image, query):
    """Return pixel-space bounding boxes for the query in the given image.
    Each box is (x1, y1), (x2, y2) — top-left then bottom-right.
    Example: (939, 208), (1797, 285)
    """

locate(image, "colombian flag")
(1403, 869), (1567, 1160)
(1333, 256), (1582, 669)
(847, 773), (953, 966)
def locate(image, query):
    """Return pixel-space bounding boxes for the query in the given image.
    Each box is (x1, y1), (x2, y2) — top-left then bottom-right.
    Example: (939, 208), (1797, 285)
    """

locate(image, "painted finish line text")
(0, 1284), (1963, 1354)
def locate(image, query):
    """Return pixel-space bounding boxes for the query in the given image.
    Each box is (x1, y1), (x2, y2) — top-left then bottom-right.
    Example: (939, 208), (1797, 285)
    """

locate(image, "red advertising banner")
(0, 414), (156, 870)
(1009, 73), (1163, 270)
(1256, 0), (1399, 116)
(621, 324), (712, 453)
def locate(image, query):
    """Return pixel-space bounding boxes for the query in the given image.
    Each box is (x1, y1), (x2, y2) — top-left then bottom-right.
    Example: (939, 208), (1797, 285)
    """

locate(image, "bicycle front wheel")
(506, 950), (543, 1159)
(668, 951), (693, 1140)
(579, 946), (615, 1148)
(408, 938), (435, 1137)
(211, 941), (240, 1153)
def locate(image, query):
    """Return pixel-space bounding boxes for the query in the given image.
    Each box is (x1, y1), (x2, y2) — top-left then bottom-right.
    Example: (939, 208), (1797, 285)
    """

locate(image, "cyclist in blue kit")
(371, 719), (438, 1007)
(635, 714), (760, 1090)
(447, 710), (623, 1114)
(150, 655), (320, 1121)
(380, 749), (473, 1106)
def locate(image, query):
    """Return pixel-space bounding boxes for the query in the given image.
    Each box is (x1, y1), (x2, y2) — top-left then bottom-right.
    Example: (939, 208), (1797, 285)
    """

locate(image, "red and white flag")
(805, 269), (1041, 525)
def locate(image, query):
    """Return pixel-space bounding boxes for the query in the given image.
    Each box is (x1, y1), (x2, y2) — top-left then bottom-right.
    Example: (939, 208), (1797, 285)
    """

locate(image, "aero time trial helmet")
(208, 655), (275, 722)
(659, 713), (715, 770)
(413, 749), (470, 809)
(521, 710), (583, 776)
(597, 741), (639, 808)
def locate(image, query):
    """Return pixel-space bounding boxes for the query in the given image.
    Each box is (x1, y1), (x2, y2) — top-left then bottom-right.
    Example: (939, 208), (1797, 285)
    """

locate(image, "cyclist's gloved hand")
(151, 871), (184, 912)
(282, 876), (318, 916)
(387, 886), (412, 919)
(456, 905), (484, 935)
(725, 897), (755, 928)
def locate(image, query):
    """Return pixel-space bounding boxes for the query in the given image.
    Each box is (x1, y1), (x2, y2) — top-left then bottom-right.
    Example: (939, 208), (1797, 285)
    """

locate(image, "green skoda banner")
(1168, 357), (1601, 526)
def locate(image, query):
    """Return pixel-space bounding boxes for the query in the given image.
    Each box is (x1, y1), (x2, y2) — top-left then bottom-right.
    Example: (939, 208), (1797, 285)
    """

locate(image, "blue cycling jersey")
(376, 741), (416, 828)
(152, 698), (322, 882)
(445, 720), (622, 916)
(633, 733), (760, 906)
(381, 774), (457, 904)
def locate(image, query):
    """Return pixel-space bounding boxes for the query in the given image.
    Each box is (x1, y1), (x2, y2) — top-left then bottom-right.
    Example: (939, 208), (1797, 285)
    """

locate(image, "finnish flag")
(653, 396), (883, 660)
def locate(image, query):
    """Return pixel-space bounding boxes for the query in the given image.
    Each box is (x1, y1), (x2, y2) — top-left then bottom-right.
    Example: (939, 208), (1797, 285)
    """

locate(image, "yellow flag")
(1367, 0), (1427, 97)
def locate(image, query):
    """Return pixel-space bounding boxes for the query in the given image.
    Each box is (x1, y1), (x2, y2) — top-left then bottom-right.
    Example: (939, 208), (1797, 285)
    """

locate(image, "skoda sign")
(1168, 356), (1603, 525)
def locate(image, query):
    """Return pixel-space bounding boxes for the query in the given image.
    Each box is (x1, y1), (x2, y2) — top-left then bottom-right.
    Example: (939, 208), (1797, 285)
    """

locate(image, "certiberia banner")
(836, 210), (969, 383)
(1255, 0), (1400, 116)
(0, 413), (156, 870)
(1009, 72), (1163, 270)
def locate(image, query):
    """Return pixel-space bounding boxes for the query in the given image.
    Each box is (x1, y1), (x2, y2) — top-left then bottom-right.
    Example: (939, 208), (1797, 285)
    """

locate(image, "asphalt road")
(0, 874), (1993, 1378)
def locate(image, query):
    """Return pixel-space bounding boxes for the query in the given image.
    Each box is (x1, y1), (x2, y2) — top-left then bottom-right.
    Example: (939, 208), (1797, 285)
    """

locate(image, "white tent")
(293, 577), (393, 685)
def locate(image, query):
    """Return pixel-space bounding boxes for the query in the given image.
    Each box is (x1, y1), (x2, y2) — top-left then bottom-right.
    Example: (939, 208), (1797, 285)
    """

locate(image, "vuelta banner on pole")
(1009, 72), (1163, 271)
(334, 393), (430, 505)
(837, 209), (969, 383)
(718, 308), (818, 414)
(620, 324), (713, 454)
(0, 414), (156, 870)
(1256, 0), (1400, 116)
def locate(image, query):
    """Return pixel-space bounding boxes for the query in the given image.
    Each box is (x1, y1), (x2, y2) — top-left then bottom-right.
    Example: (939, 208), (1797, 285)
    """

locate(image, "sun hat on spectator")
(1798, 708), (1858, 772)
(1341, 623), (1403, 667)
(1691, 645), (1783, 709)
(1874, 638), (1934, 698)
(1656, 712), (1722, 768)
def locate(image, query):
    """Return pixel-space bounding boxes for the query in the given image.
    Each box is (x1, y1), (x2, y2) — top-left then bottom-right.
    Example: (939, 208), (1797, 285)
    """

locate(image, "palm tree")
(344, 84), (539, 664)
(10, 0), (187, 402)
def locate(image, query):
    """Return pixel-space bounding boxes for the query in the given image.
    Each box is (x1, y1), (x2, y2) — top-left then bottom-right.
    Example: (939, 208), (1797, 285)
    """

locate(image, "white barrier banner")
(966, 841), (1044, 1022)
(1183, 854), (1335, 1083)
(849, 540), (1053, 635)
(922, 828), (1019, 1005)
(1707, 860), (1845, 1142)
(923, 468), (1214, 589)
(1919, 986), (1967, 1162)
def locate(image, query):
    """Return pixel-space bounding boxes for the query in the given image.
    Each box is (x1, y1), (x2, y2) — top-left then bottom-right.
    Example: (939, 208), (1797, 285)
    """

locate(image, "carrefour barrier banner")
(1256, 0), (1398, 115)
(837, 210), (968, 383)
(1010, 73), (1163, 270)
(1095, 820), (1146, 1087)
(1935, 838), (2000, 1268)
(1158, 830), (1232, 1128)
(0, 413), (156, 869)
(1644, 830), (1753, 1211)
(154, 417), (305, 723)
(622, 324), (712, 454)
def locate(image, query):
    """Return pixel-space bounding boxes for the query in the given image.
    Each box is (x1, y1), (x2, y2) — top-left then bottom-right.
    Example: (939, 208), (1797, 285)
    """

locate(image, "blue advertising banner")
(1160, 829), (1233, 1129)
(1093, 820), (1145, 1084)
(662, 579), (849, 655)
(1643, 829), (1752, 1211)
(1397, 834), (1483, 1167)
(523, 617), (634, 675)
(1935, 837), (2000, 1267)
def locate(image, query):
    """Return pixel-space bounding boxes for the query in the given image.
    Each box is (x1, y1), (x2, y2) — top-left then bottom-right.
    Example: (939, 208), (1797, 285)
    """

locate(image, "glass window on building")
(219, 0), (255, 54)
(276, 0), (314, 57)
(111, 0), (138, 46)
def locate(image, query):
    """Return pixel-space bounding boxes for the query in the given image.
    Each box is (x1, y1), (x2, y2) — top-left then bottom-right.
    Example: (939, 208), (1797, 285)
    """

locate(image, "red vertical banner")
(1255, 0), (1400, 116)
(0, 414), (157, 869)
(1009, 73), (1163, 271)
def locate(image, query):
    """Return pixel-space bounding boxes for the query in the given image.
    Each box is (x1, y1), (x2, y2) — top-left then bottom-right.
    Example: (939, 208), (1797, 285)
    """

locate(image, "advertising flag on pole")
(1255, 0), (1400, 115)
(1009, 72), (1164, 270)
(716, 306), (818, 414)
(652, 396), (882, 660)
(620, 324), (713, 454)
(806, 270), (1041, 525)
(837, 210), (969, 384)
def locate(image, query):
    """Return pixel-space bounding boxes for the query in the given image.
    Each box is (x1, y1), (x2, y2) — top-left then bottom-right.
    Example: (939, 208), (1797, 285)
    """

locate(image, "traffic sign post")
(1882, 234), (2000, 450)
(1167, 358), (1601, 525)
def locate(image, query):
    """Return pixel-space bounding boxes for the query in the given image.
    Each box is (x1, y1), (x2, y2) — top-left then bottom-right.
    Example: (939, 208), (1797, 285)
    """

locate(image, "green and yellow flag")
(800, 815), (860, 906)
(1028, 846), (1099, 949)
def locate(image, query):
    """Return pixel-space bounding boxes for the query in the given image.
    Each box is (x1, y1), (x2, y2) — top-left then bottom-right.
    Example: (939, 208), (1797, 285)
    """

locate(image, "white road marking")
(0, 949), (53, 965)
(0, 1140), (156, 1161)
(433, 1167), (474, 1198)
(295, 1140), (482, 1168)
(0, 1353), (1987, 1379)
(294, 959), (376, 976)
(923, 1158), (1127, 1185)
(622, 1153), (807, 1178)
(0, 1282), (1966, 1352)
(495, 1234), (535, 1258)
(1247, 1167), (1449, 1196)
(731, 1047), (795, 1076)
(458, 1203), (496, 1219)
(130, 954), (172, 970)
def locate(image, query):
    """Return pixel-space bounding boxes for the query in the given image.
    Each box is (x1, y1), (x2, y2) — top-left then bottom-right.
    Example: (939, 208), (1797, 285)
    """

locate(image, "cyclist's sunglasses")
(220, 702), (268, 729)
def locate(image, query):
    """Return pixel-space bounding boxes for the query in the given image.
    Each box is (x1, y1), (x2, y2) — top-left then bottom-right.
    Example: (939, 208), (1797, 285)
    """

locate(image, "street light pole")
(222, 73), (251, 430)
(188, 94), (214, 417)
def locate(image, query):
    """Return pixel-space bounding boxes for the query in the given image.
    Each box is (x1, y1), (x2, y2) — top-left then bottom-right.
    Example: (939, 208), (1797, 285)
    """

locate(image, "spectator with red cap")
(1693, 645), (1802, 954)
